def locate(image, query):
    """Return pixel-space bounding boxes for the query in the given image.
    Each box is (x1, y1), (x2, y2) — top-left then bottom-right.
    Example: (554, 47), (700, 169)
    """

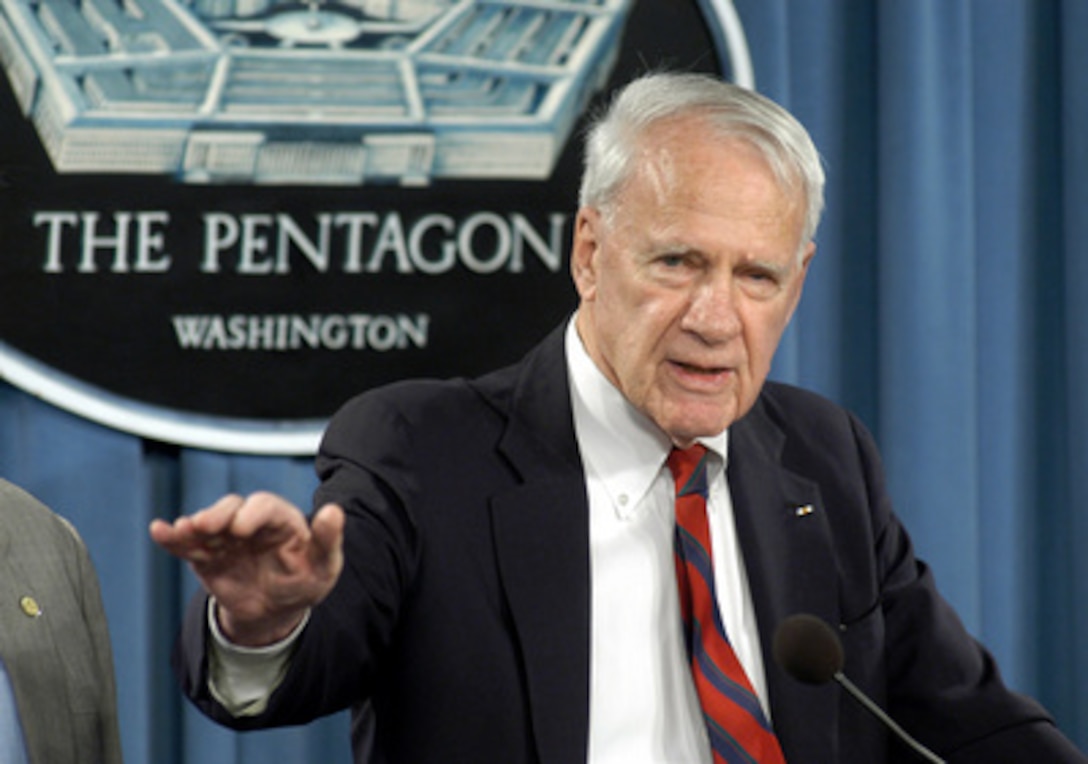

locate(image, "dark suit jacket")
(176, 324), (1085, 763)
(0, 479), (123, 764)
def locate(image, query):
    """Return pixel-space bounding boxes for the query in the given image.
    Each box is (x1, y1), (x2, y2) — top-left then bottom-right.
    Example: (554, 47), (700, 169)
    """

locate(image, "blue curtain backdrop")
(1, 1), (1086, 761)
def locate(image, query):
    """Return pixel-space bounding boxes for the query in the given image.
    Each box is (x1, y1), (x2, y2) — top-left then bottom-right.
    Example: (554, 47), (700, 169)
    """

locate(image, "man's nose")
(680, 279), (741, 343)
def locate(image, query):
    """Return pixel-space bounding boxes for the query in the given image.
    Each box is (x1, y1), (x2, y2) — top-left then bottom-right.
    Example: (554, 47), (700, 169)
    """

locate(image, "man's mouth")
(669, 360), (735, 390)
(673, 360), (728, 376)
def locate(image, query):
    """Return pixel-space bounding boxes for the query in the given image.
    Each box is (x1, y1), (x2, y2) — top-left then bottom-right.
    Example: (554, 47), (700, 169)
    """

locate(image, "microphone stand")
(834, 672), (946, 764)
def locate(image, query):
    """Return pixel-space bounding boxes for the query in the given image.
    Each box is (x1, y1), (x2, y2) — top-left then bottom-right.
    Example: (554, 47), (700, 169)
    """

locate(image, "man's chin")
(644, 390), (749, 442)
(658, 414), (737, 446)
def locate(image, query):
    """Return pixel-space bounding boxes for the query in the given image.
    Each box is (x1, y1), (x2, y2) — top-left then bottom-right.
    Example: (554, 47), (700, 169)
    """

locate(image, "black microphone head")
(773, 613), (845, 685)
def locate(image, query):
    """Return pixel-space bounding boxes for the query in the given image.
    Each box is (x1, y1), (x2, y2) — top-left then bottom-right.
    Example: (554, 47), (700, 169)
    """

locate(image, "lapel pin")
(19, 596), (41, 618)
(794, 504), (815, 517)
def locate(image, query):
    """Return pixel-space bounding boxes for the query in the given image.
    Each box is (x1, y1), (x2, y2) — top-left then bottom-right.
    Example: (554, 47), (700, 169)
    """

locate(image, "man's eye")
(742, 267), (779, 284)
(739, 268), (784, 298)
(659, 254), (686, 267)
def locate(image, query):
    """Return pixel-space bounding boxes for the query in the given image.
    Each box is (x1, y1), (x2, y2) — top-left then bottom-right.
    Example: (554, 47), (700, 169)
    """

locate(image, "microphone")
(773, 614), (946, 764)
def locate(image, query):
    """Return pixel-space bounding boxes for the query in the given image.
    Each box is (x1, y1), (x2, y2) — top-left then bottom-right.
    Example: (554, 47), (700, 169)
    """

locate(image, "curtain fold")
(1060, 0), (1088, 736)
(876, 0), (982, 619)
(0, 1), (1085, 760)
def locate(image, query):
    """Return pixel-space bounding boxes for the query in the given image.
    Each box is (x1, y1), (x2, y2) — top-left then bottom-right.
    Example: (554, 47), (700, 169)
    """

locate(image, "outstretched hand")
(149, 492), (345, 646)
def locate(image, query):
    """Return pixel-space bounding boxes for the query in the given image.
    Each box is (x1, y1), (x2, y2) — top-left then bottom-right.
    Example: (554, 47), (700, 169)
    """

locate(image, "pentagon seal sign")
(0, 0), (752, 454)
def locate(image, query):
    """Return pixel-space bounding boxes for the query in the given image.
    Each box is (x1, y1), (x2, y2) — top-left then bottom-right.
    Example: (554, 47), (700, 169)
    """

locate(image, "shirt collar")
(565, 316), (729, 518)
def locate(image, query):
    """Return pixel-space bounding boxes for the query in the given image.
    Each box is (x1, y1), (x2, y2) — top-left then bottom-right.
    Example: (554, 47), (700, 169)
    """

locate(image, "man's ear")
(800, 240), (817, 273)
(570, 207), (602, 302)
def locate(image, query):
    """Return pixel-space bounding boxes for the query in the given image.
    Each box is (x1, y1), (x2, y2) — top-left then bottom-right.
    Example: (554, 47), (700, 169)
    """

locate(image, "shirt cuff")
(205, 597), (310, 717)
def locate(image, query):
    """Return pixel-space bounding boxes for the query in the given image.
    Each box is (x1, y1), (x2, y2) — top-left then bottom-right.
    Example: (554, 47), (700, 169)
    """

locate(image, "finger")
(187, 494), (247, 537)
(311, 503), (345, 546)
(230, 491), (300, 533)
(149, 515), (207, 554)
(306, 504), (345, 589)
(149, 495), (246, 559)
(148, 517), (175, 545)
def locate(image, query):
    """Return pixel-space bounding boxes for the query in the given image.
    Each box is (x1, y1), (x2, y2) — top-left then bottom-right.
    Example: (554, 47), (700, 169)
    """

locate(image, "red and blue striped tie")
(669, 445), (786, 764)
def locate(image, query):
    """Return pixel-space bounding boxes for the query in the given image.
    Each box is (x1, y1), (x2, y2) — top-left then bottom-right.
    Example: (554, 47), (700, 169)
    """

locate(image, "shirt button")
(618, 494), (629, 507)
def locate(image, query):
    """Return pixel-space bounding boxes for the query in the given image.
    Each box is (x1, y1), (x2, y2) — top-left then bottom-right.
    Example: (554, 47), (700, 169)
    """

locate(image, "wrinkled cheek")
(747, 335), (779, 382)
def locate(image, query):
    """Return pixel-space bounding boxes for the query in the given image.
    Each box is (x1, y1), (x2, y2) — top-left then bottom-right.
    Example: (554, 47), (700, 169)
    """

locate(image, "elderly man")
(151, 72), (1085, 763)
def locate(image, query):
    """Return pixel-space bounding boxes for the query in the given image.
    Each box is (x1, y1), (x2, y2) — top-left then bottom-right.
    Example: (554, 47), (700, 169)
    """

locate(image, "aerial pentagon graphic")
(0, 0), (633, 185)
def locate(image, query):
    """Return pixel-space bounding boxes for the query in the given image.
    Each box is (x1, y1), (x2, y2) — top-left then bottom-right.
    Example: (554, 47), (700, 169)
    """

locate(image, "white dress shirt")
(565, 317), (770, 762)
(211, 317), (771, 762)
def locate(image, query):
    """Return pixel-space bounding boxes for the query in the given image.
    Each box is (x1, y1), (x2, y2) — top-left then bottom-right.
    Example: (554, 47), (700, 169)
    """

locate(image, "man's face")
(572, 119), (815, 447)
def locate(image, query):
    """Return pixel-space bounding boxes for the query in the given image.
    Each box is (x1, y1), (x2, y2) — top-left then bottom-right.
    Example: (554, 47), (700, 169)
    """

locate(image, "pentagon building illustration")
(0, 0), (633, 185)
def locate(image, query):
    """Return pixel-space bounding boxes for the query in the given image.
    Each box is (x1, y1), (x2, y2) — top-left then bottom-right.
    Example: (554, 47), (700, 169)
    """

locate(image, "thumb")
(310, 503), (345, 567)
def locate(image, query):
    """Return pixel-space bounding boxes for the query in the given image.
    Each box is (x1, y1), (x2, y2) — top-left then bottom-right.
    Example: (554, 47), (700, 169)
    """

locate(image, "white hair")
(579, 72), (826, 248)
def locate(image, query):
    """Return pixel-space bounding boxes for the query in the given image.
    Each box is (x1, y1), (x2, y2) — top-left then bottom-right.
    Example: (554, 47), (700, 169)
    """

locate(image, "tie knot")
(667, 445), (709, 498)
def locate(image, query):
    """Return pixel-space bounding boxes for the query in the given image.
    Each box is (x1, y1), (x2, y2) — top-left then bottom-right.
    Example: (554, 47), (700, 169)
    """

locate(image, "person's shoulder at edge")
(322, 324), (566, 439)
(747, 379), (862, 434)
(0, 478), (84, 542)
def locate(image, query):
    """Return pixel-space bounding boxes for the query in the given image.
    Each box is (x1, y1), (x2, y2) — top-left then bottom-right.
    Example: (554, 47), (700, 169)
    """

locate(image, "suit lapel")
(491, 479), (591, 764)
(478, 325), (593, 764)
(729, 399), (843, 761)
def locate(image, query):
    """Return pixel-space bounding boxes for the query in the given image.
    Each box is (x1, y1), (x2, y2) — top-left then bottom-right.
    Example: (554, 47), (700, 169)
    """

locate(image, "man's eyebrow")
(740, 258), (788, 274)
